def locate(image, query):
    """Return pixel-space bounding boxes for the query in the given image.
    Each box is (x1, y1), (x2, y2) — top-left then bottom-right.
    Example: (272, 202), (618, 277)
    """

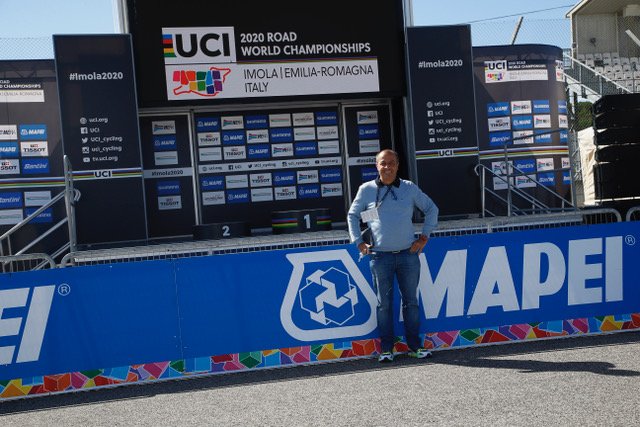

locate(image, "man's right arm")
(347, 187), (366, 245)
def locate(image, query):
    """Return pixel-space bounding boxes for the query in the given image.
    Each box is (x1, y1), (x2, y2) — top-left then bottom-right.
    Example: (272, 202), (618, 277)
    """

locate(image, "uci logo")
(485, 60), (507, 71)
(163, 27), (237, 64)
(280, 249), (377, 341)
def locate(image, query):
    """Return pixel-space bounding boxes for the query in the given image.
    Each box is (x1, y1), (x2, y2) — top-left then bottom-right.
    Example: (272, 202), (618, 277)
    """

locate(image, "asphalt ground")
(1, 331), (639, 426)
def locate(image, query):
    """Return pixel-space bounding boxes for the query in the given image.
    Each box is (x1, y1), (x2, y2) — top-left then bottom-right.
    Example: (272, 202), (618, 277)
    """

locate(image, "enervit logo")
(281, 250), (377, 340)
(171, 66), (231, 97)
(162, 27), (236, 64)
(511, 101), (532, 115)
(152, 120), (176, 135)
(357, 111), (378, 124)
(0, 285), (55, 364)
(247, 129), (269, 144)
(221, 116), (244, 130)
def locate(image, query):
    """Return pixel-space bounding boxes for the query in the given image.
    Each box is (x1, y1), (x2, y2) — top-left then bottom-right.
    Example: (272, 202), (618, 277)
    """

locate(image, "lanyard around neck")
(375, 185), (396, 208)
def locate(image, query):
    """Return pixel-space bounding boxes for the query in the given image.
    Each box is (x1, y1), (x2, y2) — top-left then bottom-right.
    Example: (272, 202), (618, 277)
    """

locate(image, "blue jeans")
(369, 249), (421, 353)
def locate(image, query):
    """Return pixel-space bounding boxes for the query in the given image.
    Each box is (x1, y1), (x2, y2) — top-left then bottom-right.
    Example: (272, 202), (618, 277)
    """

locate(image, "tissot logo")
(162, 27), (237, 64)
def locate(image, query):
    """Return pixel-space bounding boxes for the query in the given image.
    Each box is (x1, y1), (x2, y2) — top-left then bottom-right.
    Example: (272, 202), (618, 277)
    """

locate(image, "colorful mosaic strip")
(2, 313), (638, 400)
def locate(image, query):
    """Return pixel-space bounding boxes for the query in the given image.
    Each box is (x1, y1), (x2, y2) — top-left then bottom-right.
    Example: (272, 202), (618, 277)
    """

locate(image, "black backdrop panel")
(126, 0), (406, 107)
(0, 60), (67, 255)
(473, 44), (571, 215)
(405, 26), (480, 217)
(139, 115), (196, 238)
(342, 105), (393, 201)
(195, 107), (346, 229)
(54, 35), (147, 245)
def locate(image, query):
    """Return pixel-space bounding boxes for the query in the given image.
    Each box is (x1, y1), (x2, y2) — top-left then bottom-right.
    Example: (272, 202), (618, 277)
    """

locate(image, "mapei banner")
(1, 222), (638, 381)
(126, 0), (406, 106)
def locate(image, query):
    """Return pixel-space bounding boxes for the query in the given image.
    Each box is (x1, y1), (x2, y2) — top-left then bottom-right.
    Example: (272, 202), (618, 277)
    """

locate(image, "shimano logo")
(0, 285), (55, 364)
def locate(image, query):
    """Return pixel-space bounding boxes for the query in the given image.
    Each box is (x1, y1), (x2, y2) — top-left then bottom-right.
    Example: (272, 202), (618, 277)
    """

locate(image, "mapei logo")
(0, 285), (55, 364)
(281, 250), (377, 340)
(171, 67), (231, 97)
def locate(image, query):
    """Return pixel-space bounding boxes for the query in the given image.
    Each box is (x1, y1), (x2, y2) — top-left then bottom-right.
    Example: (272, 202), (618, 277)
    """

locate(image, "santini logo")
(0, 285), (55, 364)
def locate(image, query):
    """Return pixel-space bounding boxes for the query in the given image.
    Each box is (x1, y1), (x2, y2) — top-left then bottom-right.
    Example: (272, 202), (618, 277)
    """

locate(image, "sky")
(0, 0), (576, 57)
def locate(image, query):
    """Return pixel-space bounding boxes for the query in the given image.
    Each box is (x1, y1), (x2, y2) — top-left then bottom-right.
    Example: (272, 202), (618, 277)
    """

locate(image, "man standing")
(347, 149), (438, 362)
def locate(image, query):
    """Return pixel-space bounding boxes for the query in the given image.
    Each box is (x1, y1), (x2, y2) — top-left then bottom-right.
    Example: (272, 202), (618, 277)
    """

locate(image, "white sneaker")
(378, 352), (394, 362)
(408, 348), (432, 359)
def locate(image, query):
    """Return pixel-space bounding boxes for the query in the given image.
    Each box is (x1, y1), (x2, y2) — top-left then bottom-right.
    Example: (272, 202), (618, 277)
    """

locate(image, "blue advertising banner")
(1, 222), (639, 382)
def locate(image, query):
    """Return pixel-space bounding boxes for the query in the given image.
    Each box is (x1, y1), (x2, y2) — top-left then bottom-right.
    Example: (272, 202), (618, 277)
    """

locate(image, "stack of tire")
(593, 93), (640, 200)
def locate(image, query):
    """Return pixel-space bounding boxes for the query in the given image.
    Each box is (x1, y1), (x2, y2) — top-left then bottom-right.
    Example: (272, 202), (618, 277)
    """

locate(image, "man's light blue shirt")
(347, 178), (439, 252)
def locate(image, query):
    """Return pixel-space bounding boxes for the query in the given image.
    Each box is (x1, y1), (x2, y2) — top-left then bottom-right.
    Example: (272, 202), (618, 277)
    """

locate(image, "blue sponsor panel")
(534, 130), (552, 143)
(0, 261), (182, 381)
(358, 124), (379, 140)
(487, 102), (510, 117)
(538, 172), (555, 186)
(0, 192), (23, 208)
(489, 131), (511, 146)
(513, 158), (536, 173)
(0, 142), (20, 158)
(153, 135), (177, 151)
(21, 158), (49, 174)
(512, 115), (533, 130)
(294, 141), (317, 157)
(226, 189), (249, 203)
(222, 130), (245, 145)
(244, 115), (268, 129)
(0, 222), (639, 382)
(196, 117), (220, 132)
(319, 168), (342, 183)
(559, 130), (568, 143)
(563, 171), (571, 184)
(24, 207), (53, 223)
(247, 144), (271, 159)
(298, 184), (320, 199)
(361, 167), (378, 182)
(315, 111), (338, 125)
(157, 180), (181, 196)
(273, 171), (296, 186)
(18, 124), (47, 140)
(558, 100), (568, 114)
(532, 100), (551, 114)
(270, 128), (293, 142)
(201, 176), (225, 190)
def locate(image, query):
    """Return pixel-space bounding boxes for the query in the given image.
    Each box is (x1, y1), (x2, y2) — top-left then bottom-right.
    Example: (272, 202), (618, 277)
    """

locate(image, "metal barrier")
(59, 208), (622, 268)
(626, 205), (640, 222)
(475, 162), (575, 218)
(0, 156), (79, 272)
(0, 253), (55, 272)
(563, 53), (630, 101)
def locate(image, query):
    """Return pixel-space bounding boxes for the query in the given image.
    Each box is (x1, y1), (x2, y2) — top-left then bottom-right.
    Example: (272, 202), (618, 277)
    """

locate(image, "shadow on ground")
(2, 330), (639, 415)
